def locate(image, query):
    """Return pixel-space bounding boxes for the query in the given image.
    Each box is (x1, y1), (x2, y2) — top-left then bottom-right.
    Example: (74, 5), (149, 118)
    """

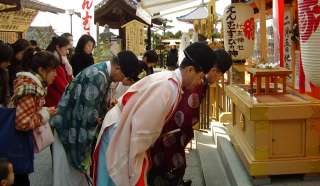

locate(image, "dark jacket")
(70, 52), (94, 76)
(166, 49), (178, 69)
(0, 69), (10, 106)
(8, 59), (23, 95)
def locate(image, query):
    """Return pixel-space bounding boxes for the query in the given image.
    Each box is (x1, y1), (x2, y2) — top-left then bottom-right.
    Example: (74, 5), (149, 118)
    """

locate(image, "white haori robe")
(105, 69), (183, 186)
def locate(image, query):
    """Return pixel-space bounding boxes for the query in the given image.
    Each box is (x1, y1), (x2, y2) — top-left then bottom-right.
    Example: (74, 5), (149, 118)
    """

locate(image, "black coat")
(0, 69), (10, 106)
(8, 59), (23, 95)
(70, 52), (94, 76)
(166, 49), (178, 68)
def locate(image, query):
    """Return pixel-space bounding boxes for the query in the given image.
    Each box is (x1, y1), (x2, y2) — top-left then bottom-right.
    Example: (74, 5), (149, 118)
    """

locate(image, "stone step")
(211, 123), (253, 186)
(195, 130), (231, 186)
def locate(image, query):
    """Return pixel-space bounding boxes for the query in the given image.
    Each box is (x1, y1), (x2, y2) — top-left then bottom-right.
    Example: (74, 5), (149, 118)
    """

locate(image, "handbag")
(0, 107), (34, 174)
(33, 122), (54, 153)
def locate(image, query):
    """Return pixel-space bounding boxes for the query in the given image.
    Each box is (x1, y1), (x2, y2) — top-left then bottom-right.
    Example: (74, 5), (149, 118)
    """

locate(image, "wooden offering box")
(226, 85), (320, 177)
(246, 67), (292, 95)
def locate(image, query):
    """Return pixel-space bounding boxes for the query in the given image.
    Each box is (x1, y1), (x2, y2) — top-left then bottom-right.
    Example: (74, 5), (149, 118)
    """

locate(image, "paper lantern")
(297, 0), (320, 86)
(222, 3), (255, 60)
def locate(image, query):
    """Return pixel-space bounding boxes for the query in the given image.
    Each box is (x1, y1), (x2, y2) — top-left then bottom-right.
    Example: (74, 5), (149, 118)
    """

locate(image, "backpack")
(0, 107), (34, 174)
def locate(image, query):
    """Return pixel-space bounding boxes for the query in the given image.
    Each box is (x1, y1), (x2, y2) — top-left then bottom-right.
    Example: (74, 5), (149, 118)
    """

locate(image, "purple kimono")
(148, 84), (206, 185)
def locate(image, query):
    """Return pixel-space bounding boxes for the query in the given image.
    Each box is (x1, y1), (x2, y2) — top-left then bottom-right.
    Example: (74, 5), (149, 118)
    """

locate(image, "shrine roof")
(177, 5), (208, 23)
(0, 0), (65, 13)
(95, 0), (151, 28)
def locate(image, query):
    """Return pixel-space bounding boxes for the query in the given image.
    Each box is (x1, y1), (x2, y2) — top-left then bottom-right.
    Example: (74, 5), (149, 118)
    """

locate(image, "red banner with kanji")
(81, 0), (93, 35)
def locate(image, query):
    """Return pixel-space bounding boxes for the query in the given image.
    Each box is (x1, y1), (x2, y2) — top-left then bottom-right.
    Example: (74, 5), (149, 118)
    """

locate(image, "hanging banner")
(222, 3), (255, 60)
(273, 0), (280, 64)
(284, 9), (293, 83)
(81, 0), (94, 35)
(273, 0), (285, 66)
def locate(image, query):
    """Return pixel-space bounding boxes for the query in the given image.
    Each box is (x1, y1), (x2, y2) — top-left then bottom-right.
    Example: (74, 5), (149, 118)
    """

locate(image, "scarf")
(12, 72), (47, 104)
(54, 51), (74, 77)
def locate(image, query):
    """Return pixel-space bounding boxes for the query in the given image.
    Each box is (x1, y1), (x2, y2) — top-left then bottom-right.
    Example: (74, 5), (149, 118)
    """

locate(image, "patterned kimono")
(50, 62), (112, 186)
(92, 69), (183, 186)
(147, 84), (206, 186)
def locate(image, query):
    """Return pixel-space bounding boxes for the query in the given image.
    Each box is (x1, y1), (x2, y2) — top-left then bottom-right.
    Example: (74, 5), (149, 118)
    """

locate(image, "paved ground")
(30, 148), (52, 186)
(29, 144), (320, 186)
(30, 146), (205, 186)
(184, 149), (205, 186)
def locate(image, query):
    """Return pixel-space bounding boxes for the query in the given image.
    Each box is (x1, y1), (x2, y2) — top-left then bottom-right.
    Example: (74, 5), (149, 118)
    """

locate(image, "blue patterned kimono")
(50, 62), (111, 172)
(95, 124), (117, 186)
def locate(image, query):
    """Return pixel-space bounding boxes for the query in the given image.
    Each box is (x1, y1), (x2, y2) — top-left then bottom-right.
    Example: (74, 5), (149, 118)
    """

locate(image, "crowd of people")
(0, 32), (232, 186)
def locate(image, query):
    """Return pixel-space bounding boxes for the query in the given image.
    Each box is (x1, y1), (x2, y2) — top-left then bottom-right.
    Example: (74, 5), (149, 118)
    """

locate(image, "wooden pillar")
(119, 28), (126, 51)
(274, 76), (278, 93)
(282, 75), (287, 94)
(147, 26), (151, 50)
(96, 22), (100, 44)
(250, 73), (254, 95)
(17, 32), (23, 39)
(265, 76), (270, 94)
(257, 76), (262, 94)
(258, 0), (268, 63)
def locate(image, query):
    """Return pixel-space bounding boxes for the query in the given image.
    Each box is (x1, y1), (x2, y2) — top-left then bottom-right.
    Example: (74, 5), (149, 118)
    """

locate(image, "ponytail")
(46, 36), (69, 52)
(21, 47), (37, 72)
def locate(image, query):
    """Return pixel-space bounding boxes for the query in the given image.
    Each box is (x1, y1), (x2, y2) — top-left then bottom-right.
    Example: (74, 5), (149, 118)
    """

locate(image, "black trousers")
(13, 174), (30, 186)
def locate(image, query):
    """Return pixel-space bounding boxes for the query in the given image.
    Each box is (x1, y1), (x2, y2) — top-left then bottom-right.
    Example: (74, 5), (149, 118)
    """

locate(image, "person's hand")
(110, 98), (118, 107)
(48, 107), (57, 117)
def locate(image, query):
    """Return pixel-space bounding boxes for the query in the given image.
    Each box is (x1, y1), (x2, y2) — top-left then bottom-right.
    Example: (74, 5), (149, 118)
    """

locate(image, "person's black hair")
(0, 158), (10, 181)
(180, 42), (216, 73)
(198, 34), (207, 43)
(143, 50), (158, 64)
(117, 51), (142, 82)
(12, 39), (29, 54)
(21, 47), (36, 71)
(0, 42), (13, 63)
(30, 40), (37, 46)
(61, 33), (72, 38)
(212, 49), (233, 73)
(75, 34), (95, 54)
(180, 57), (202, 72)
(31, 51), (60, 73)
(46, 36), (70, 52)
